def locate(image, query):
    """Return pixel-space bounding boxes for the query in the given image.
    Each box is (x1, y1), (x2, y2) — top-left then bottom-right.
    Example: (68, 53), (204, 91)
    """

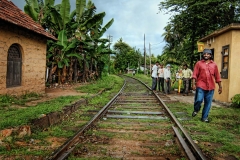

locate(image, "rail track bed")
(49, 76), (206, 160)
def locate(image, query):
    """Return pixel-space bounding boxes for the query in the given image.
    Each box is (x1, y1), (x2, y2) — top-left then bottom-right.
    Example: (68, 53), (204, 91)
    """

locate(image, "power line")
(151, 42), (162, 46)
(151, 46), (162, 50)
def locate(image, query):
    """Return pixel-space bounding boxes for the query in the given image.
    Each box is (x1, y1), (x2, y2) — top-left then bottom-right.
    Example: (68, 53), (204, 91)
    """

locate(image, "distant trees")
(24, 0), (114, 84)
(158, 0), (240, 68)
(113, 38), (142, 73)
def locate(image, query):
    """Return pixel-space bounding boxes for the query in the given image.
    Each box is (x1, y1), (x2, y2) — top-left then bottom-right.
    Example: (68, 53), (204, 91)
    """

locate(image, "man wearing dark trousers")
(192, 49), (222, 123)
(158, 64), (164, 92)
(182, 64), (192, 96)
(151, 61), (159, 91)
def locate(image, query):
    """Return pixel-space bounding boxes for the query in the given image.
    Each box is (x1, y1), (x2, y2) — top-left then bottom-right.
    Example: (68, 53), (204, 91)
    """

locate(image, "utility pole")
(144, 34), (146, 75)
(149, 43), (151, 77)
(108, 35), (112, 75)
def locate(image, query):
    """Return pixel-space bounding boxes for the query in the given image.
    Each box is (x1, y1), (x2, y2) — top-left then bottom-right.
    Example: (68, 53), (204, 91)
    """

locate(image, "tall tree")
(24, 0), (114, 84)
(113, 38), (142, 73)
(159, 0), (240, 68)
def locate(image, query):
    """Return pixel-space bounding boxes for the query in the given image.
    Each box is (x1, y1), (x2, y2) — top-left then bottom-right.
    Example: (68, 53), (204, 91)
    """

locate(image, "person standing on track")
(192, 49), (222, 123)
(151, 61), (159, 92)
(164, 64), (171, 94)
(182, 64), (192, 96)
(157, 64), (164, 92)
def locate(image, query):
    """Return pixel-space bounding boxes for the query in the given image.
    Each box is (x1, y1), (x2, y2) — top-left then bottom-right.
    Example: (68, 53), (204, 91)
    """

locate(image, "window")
(6, 44), (22, 87)
(221, 45), (229, 79)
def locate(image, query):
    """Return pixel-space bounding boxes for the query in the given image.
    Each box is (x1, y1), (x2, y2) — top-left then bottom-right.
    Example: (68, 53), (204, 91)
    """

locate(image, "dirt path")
(25, 84), (228, 108)
(166, 92), (229, 108)
(25, 84), (87, 106)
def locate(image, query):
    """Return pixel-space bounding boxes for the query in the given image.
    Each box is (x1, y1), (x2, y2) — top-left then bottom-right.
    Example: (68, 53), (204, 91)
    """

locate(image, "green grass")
(0, 92), (41, 108)
(1, 74), (239, 159)
(0, 75), (124, 158)
(131, 74), (240, 159)
(0, 96), (80, 130)
(0, 75), (124, 130)
(75, 75), (123, 94)
(166, 101), (240, 159)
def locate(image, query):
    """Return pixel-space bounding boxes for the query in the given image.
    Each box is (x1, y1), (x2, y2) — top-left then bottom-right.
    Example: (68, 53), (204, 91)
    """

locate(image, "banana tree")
(89, 17), (114, 75)
(24, 0), (58, 31)
(25, 0), (115, 83)
(48, 30), (83, 84)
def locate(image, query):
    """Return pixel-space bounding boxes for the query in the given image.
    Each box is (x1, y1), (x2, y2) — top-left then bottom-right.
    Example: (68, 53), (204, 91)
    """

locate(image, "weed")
(231, 94), (240, 108)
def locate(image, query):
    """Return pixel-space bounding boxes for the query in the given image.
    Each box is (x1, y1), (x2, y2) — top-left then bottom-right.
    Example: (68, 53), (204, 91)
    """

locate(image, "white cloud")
(11, 0), (170, 56)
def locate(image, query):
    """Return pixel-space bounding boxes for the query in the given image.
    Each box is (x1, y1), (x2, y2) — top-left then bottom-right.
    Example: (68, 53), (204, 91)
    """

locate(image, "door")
(6, 44), (22, 88)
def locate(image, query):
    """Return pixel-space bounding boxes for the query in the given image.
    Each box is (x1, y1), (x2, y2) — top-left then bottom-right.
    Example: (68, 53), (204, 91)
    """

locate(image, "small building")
(0, 0), (56, 95)
(198, 23), (240, 102)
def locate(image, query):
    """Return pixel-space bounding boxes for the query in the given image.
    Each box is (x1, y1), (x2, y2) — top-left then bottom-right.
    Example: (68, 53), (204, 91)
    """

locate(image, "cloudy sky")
(11, 0), (170, 56)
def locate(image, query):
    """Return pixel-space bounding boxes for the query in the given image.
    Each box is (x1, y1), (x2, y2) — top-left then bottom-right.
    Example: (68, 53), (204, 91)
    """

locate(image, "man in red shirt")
(192, 49), (222, 123)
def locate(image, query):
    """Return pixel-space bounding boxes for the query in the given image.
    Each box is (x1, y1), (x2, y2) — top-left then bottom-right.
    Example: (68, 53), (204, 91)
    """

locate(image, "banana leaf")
(60, 0), (70, 28)
(57, 30), (68, 48)
(82, 12), (106, 29)
(45, 0), (55, 6)
(66, 53), (83, 60)
(24, 4), (38, 21)
(76, 0), (86, 22)
(64, 39), (78, 52)
(98, 18), (114, 37)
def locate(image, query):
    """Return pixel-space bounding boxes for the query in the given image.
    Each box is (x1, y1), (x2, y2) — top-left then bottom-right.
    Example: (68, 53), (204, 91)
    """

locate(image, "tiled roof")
(0, 0), (56, 40)
(199, 23), (240, 42)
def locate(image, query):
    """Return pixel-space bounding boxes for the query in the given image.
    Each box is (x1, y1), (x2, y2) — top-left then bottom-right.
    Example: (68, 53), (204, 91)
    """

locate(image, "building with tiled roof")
(0, 0), (56, 95)
(198, 23), (240, 103)
(0, 0), (56, 40)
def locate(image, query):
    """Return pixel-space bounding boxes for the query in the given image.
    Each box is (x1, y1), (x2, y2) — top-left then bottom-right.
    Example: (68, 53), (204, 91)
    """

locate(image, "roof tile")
(0, 0), (56, 40)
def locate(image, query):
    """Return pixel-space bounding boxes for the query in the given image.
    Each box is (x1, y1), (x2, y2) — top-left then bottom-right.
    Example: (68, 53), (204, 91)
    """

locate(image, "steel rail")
(172, 126), (196, 160)
(48, 75), (206, 160)
(133, 76), (207, 160)
(47, 80), (127, 160)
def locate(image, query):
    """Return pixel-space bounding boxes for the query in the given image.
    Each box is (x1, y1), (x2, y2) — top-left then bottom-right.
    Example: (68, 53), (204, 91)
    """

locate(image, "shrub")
(231, 94), (240, 108)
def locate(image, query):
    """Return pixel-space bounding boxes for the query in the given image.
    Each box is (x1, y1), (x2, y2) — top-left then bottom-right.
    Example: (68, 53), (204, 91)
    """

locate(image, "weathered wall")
(228, 30), (240, 101)
(0, 22), (47, 95)
(202, 29), (240, 102)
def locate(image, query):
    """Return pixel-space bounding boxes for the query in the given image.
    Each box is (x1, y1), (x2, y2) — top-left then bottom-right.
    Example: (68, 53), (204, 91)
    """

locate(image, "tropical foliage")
(24, 0), (114, 84)
(158, 0), (240, 69)
(113, 38), (142, 73)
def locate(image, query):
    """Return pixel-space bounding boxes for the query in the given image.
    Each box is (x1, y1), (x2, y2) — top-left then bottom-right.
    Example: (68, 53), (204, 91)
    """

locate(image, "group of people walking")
(151, 49), (222, 123)
(151, 62), (193, 96)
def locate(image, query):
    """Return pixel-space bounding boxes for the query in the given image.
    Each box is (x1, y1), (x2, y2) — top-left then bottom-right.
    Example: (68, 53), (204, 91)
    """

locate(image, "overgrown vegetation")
(158, 0), (240, 68)
(24, 0), (114, 84)
(231, 94), (240, 108)
(0, 95), (80, 130)
(75, 75), (122, 94)
(0, 92), (41, 108)
(0, 75), (124, 158)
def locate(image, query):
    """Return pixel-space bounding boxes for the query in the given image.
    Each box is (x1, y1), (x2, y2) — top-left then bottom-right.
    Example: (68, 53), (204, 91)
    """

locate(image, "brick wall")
(0, 22), (48, 95)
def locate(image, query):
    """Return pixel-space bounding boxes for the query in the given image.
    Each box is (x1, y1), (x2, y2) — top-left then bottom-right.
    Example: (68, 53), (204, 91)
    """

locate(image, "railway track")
(48, 76), (207, 160)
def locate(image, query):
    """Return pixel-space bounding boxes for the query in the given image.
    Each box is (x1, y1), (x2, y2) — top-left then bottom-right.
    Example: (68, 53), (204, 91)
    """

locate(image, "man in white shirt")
(164, 64), (171, 94)
(157, 64), (164, 92)
(151, 61), (159, 91)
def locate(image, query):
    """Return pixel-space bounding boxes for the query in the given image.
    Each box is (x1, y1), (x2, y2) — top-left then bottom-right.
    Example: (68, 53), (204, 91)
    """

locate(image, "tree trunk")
(73, 58), (78, 83)
(82, 54), (86, 83)
(48, 66), (53, 84)
(62, 65), (67, 83)
(57, 68), (61, 84)
(69, 58), (74, 82)
(90, 58), (93, 73)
